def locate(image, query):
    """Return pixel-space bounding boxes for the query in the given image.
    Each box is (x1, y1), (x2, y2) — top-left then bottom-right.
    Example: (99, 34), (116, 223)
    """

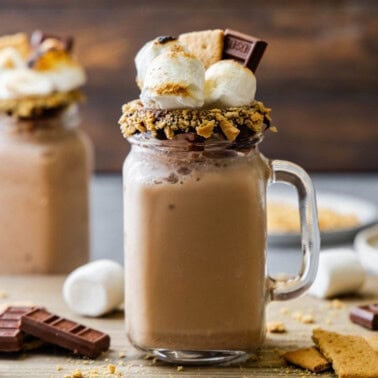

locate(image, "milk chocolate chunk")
(0, 306), (34, 352)
(30, 30), (74, 52)
(350, 304), (378, 330)
(156, 36), (176, 44)
(21, 308), (110, 358)
(223, 29), (267, 73)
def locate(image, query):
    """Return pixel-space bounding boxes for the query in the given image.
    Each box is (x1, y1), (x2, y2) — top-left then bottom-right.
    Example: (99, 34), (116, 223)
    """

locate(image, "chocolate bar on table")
(0, 306), (34, 352)
(21, 308), (110, 358)
(350, 304), (378, 330)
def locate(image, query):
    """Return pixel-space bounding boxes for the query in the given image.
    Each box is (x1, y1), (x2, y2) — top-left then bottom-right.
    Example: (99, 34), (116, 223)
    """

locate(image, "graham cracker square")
(312, 328), (378, 378)
(178, 29), (223, 69)
(283, 347), (331, 373)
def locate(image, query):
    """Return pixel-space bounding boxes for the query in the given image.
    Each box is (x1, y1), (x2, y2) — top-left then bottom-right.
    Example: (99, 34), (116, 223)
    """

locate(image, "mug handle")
(268, 160), (320, 301)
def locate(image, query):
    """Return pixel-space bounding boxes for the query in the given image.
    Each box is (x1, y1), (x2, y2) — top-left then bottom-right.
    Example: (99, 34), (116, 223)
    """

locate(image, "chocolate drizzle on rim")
(119, 100), (273, 142)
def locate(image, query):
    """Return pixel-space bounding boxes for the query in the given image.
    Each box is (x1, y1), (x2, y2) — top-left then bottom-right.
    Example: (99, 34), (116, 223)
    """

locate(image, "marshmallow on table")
(308, 248), (366, 299)
(63, 259), (124, 317)
(204, 60), (256, 108)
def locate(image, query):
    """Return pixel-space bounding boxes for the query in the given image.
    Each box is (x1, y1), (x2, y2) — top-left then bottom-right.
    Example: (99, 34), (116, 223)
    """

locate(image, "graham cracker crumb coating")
(119, 100), (273, 141)
(0, 89), (84, 118)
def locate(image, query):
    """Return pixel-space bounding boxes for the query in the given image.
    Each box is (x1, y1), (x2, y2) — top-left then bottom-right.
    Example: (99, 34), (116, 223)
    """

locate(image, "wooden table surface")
(0, 275), (377, 378)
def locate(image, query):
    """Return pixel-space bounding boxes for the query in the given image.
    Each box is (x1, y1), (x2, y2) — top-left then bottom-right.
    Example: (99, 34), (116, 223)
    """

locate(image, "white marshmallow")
(63, 259), (124, 317)
(46, 64), (86, 93)
(140, 49), (205, 109)
(0, 47), (25, 70)
(308, 248), (366, 299)
(0, 69), (53, 99)
(204, 60), (256, 108)
(135, 37), (184, 89)
(0, 64), (86, 100)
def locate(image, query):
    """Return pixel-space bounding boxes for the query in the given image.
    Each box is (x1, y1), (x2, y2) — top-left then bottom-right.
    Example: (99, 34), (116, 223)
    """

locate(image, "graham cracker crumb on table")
(331, 299), (345, 309)
(107, 364), (116, 373)
(301, 314), (315, 324)
(291, 311), (315, 324)
(267, 321), (287, 333)
(280, 307), (289, 315)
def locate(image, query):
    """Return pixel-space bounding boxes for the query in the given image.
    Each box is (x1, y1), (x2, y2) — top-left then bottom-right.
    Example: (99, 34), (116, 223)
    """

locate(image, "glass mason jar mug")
(0, 105), (93, 273)
(123, 133), (320, 364)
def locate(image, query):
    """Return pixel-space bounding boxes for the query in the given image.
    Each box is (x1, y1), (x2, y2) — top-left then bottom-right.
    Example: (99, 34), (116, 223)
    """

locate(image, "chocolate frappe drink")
(0, 32), (92, 273)
(119, 29), (319, 364)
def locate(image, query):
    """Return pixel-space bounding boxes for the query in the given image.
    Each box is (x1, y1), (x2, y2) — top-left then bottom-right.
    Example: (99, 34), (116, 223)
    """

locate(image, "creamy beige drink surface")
(124, 147), (270, 350)
(0, 32), (91, 273)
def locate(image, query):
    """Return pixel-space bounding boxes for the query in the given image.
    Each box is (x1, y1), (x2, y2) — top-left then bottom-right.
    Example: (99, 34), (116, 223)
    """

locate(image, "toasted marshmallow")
(0, 64), (85, 100)
(135, 36), (184, 89)
(0, 34), (86, 100)
(0, 47), (25, 70)
(45, 64), (86, 92)
(204, 60), (256, 108)
(0, 68), (53, 99)
(140, 48), (205, 109)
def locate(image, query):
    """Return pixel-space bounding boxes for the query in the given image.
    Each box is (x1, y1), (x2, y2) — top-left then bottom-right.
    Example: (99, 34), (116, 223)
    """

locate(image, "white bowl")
(268, 191), (377, 245)
(354, 224), (378, 275)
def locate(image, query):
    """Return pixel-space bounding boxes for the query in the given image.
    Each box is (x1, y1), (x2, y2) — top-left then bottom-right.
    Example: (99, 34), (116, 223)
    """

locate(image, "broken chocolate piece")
(350, 304), (378, 330)
(21, 308), (110, 358)
(30, 30), (74, 52)
(0, 306), (34, 352)
(156, 36), (176, 44)
(223, 29), (267, 73)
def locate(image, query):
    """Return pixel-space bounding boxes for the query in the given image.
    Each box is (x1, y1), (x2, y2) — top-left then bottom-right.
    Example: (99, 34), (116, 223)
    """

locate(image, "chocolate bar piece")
(21, 308), (110, 358)
(350, 304), (378, 330)
(0, 306), (34, 352)
(30, 30), (74, 52)
(223, 29), (267, 73)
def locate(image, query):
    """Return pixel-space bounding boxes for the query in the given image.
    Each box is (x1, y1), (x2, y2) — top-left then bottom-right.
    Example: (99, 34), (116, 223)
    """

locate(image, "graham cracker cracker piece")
(283, 347), (331, 373)
(178, 29), (223, 69)
(365, 335), (378, 353)
(312, 328), (378, 378)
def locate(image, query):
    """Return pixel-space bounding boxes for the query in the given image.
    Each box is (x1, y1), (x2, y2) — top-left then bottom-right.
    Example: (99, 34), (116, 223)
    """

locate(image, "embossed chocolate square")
(0, 306), (34, 352)
(223, 29), (267, 73)
(350, 304), (378, 330)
